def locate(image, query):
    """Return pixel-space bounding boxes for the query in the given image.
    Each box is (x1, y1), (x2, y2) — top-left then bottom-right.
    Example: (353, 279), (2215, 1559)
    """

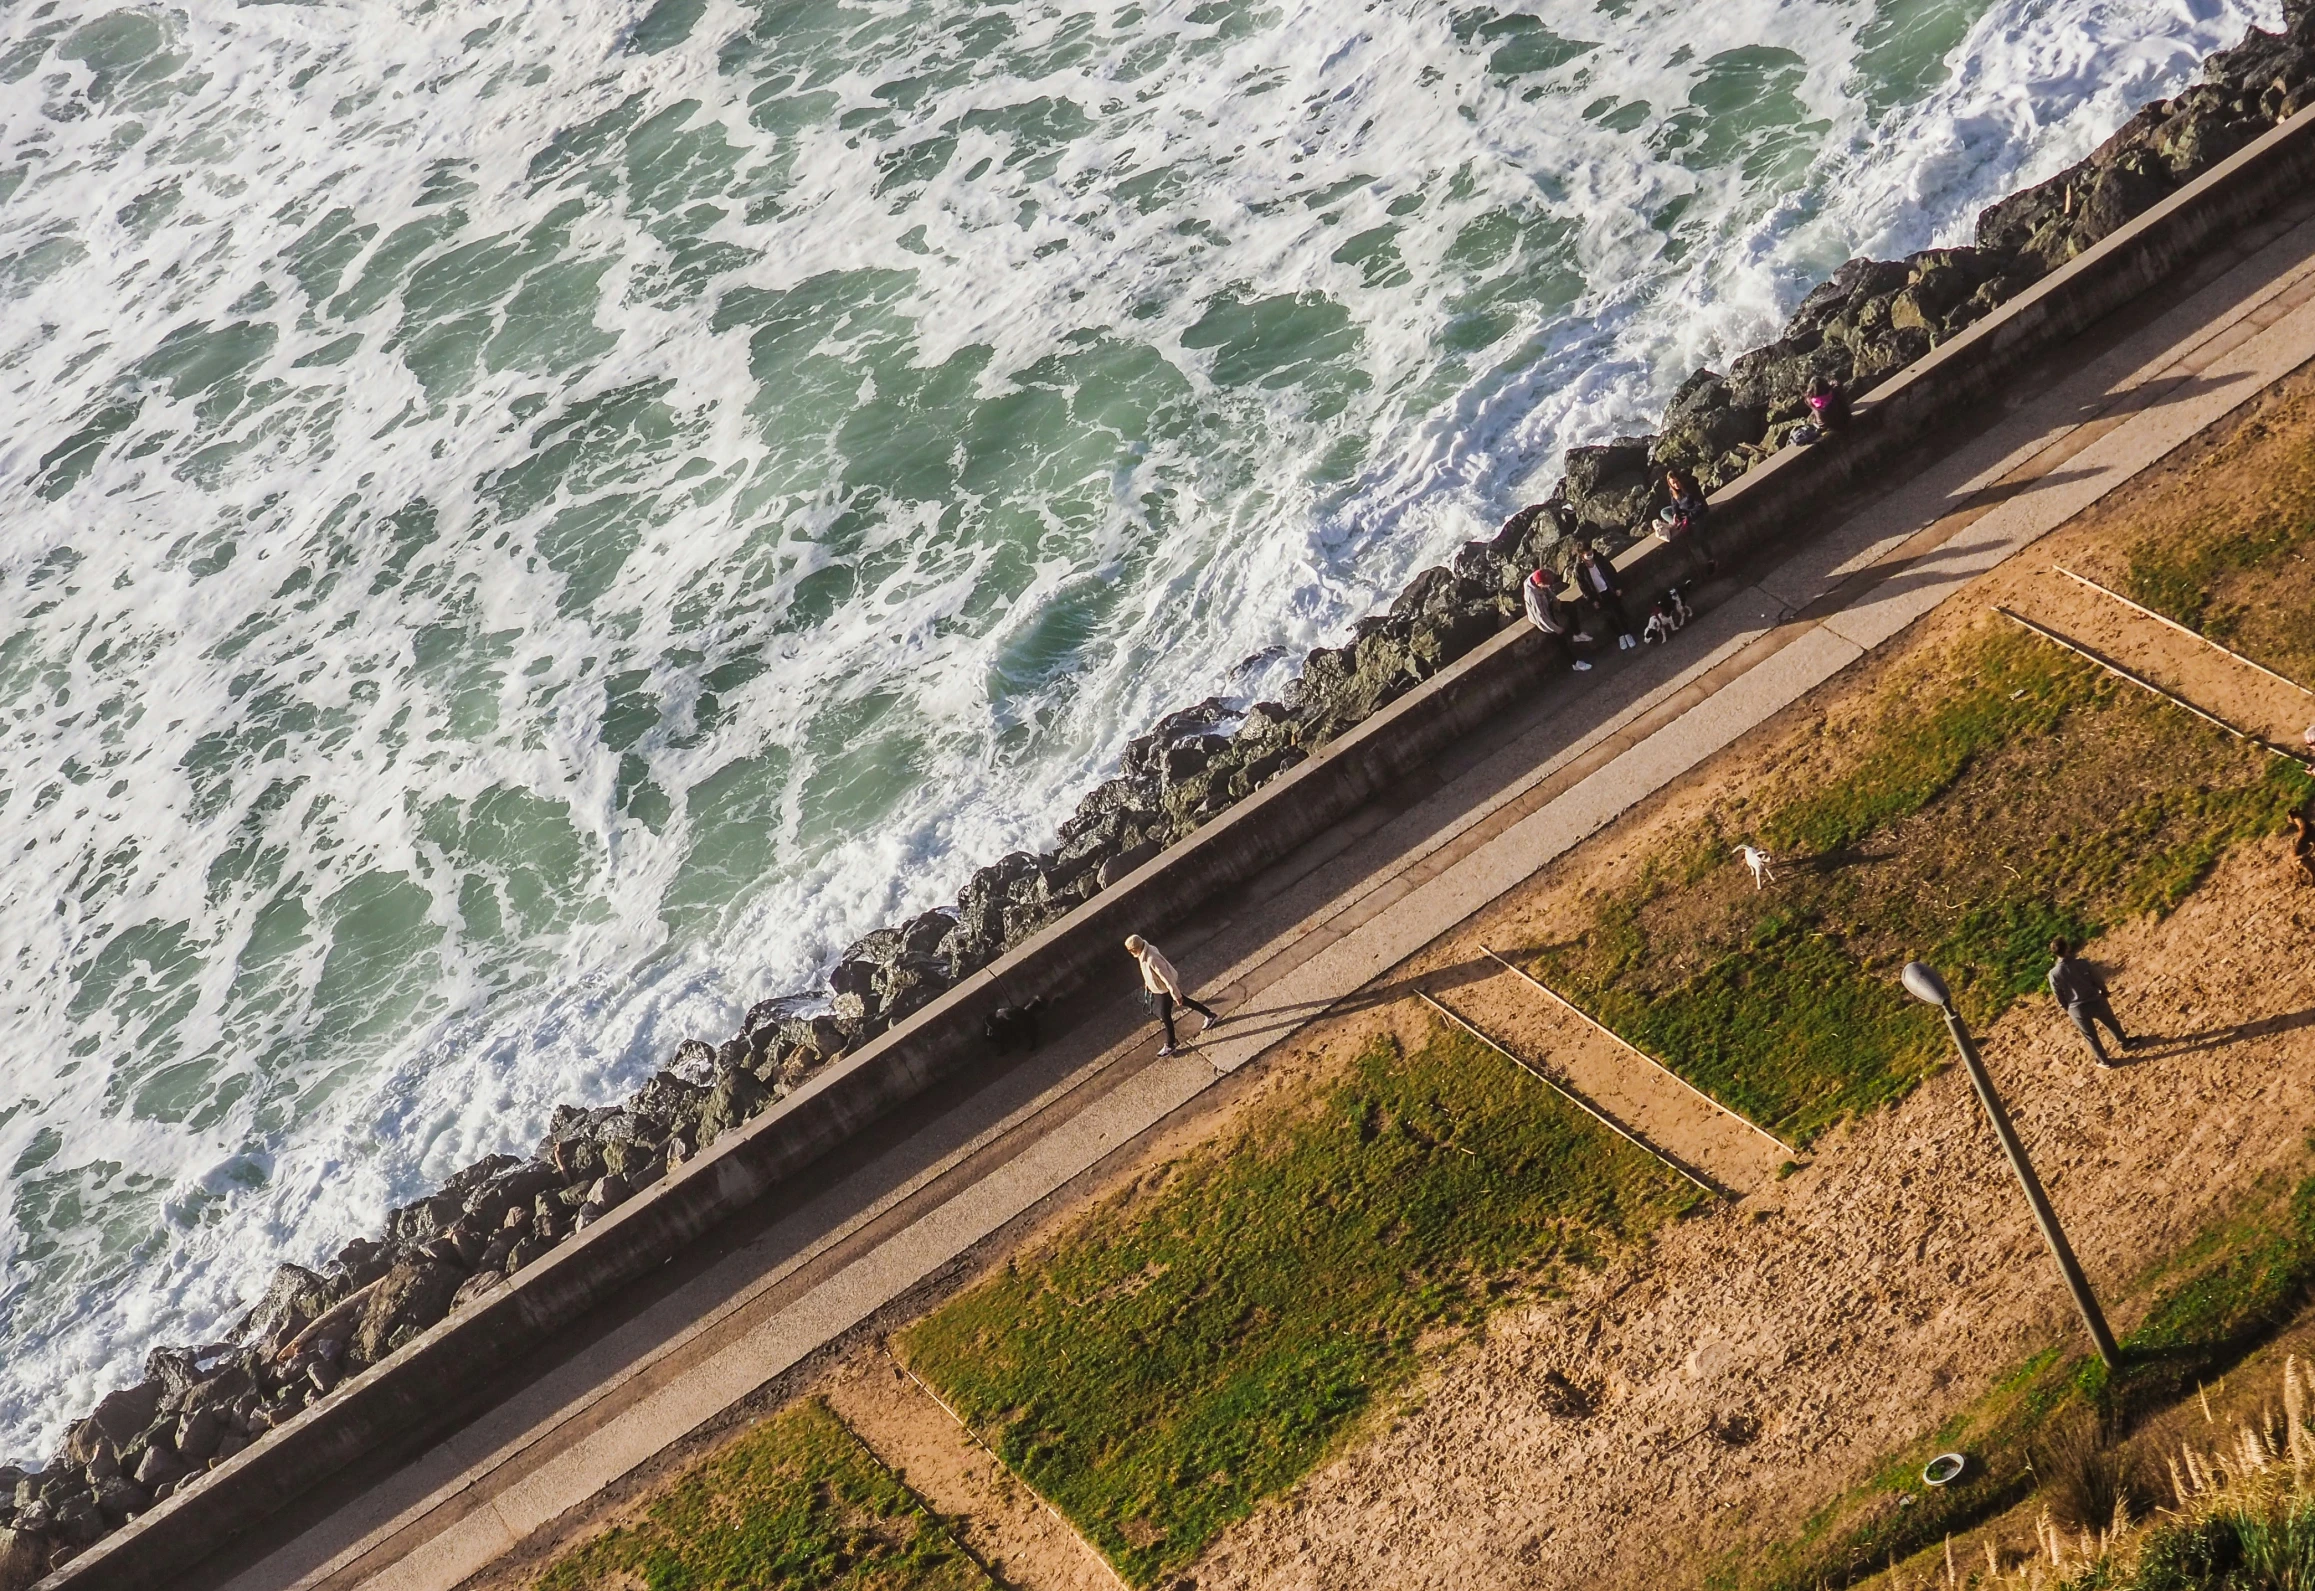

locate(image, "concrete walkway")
(216, 201), (2315, 1591)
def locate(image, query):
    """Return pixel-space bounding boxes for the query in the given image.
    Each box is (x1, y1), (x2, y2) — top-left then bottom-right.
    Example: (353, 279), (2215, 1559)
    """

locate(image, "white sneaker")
(1156, 1044), (1179, 1057)
(1618, 634), (1636, 650)
(1199, 1012), (1217, 1034)
(1572, 660), (1592, 672)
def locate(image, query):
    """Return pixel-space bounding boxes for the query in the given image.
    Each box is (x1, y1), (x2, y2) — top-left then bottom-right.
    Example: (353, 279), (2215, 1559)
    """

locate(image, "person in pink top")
(1125, 934), (1221, 1055)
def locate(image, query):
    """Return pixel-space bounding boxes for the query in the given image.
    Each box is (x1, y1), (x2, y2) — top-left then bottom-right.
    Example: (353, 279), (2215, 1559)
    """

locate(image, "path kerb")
(45, 103), (2315, 1591)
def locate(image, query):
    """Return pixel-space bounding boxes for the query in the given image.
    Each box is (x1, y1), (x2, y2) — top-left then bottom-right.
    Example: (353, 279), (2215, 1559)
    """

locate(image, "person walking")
(1125, 934), (1220, 1056)
(1574, 543), (1637, 651)
(2047, 937), (2135, 1067)
(1523, 568), (1593, 673)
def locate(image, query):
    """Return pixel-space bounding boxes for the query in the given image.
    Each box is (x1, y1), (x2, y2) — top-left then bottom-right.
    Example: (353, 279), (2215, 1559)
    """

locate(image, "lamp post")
(1901, 961), (2119, 1369)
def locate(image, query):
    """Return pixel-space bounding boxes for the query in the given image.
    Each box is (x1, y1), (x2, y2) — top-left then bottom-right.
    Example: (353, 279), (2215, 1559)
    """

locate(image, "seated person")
(1523, 568), (1593, 673)
(1802, 375), (1851, 439)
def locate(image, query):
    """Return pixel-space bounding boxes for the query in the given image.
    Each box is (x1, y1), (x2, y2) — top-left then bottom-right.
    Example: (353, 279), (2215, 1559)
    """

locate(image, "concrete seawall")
(51, 101), (2315, 1591)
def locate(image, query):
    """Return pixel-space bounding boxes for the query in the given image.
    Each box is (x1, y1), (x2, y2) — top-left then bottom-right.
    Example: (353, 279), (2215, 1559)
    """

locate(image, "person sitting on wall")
(1793, 375), (1852, 444)
(1654, 465), (1719, 581)
(1573, 543), (1637, 651)
(1523, 568), (1594, 674)
(1664, 465), (1710, 524)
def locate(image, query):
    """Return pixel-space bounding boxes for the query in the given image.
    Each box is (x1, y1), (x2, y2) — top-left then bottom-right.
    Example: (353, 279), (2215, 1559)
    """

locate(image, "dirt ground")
(1173, 458), (2315, 1591)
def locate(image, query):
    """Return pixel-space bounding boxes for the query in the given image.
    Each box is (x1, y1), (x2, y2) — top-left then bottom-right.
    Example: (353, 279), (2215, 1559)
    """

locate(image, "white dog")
(1738, 844), (1775, 891)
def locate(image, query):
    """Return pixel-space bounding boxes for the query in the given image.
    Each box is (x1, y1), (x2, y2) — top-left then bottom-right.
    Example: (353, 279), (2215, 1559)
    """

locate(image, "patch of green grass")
(2106, 380), (2315, 686)
(900, 1024), (1697, 1587)
(2100, 1484), (2315, 1591)
(1715, 1170), (2315, 1591)
(1588, 915), (1942, 1144)
(1527, 631), (2312, 1146)
(2123, 501), (2314, 666)
(1763, 631), (2082, 861)
(531, 1398), (992, 1591)
(2129, 1175), (2315, 1367)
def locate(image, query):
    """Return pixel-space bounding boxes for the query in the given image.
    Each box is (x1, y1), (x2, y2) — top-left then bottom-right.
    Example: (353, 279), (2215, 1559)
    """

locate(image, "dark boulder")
(548, 1135), (604, 1186)
(384, 1189), (465, 1252)
(174, 1406), (222, 1466)
(696, 1066), (770, 1146)
(0, 1528), (45, 1591)
(1096, 837), (1164, 889)
(872, 954), (950, 1026)
(92, 1474), (147, 1525)
(898, 908), (955, 959)
(629, 1069), (708, 1129)
(504, 1233), (556, 1275)
(130, 1441), (184, 1492)
(88, 1383), (163, 1450)
(464, 1161), (559, 1233)
(328, 1236), (391, 1290)
(1560, 436), (1658, 539)
(1651, 369), (1765, 480)
(51, 1493), (99, 1548)
(55, 1423), (106, 1472)
(449, 1271), (505, 1313)
(244, 1265), (332, 1346)
(349, 1255), (466, 1367)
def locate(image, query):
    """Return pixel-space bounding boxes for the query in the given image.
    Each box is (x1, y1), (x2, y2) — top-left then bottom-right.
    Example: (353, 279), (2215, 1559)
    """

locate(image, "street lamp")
(1901, 961), (2119, 1369)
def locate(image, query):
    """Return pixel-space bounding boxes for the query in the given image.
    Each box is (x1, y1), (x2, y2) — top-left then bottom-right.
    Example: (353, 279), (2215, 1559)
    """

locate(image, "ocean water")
(0, 0), (2279, 1457)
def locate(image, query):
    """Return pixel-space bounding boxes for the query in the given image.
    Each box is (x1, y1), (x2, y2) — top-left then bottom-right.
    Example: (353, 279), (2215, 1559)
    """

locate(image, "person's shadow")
(2112, 1005), (2315, 1063)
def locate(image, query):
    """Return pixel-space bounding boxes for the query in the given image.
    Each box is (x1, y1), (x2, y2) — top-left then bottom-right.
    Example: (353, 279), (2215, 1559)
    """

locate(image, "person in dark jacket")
(1656, 466), (1718, 580)
(1574, 544), (1636, 650)
(1523, 568), (1593, 673)
(2047, 937), (2135, 1066)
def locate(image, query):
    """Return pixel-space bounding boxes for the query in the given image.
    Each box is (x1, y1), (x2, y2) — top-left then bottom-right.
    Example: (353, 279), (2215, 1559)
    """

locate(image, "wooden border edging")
(1415, 991), (1721, 1197)
(1997, 605), (2295, 754)
(51, 102), (2315, 1591)
(2051, 563), (2315, 698)
(1479, 947), (1798, 1157)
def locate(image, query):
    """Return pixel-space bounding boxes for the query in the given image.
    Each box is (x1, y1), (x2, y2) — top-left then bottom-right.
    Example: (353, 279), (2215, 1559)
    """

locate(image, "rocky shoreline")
(7, 11), (2313, 1580)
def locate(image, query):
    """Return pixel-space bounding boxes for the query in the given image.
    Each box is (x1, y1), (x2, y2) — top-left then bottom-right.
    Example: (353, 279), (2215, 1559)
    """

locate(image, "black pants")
(1536, 627), (1581, 669)
(1158, 991), (1218, 1047)
(1666, 528), (1716, 583)
(1579, 589), (1630, 642)
(2066, 996), (2128, 1062)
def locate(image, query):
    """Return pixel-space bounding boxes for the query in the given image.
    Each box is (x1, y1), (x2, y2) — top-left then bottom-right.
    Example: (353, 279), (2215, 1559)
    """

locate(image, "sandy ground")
(1176, 474), (2315, 1591)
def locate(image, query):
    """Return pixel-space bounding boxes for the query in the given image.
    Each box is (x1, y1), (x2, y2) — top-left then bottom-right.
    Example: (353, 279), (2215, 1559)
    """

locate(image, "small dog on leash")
(1641, 587), (1695, 646)
(984, 996), (1047, 1053)
(1738, 844), (1775, 891)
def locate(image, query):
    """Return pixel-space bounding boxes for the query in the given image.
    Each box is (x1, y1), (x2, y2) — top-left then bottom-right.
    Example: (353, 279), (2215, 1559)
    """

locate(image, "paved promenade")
(211, 199), (2315, 1591)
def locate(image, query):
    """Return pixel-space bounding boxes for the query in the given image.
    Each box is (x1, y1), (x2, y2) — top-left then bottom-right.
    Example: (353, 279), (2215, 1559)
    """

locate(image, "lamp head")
(1900, 961), (1952, 1008)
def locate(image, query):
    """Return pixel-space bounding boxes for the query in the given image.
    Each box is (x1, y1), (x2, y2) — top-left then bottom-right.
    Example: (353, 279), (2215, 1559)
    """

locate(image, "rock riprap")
(9, 9), (2312, 1576)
